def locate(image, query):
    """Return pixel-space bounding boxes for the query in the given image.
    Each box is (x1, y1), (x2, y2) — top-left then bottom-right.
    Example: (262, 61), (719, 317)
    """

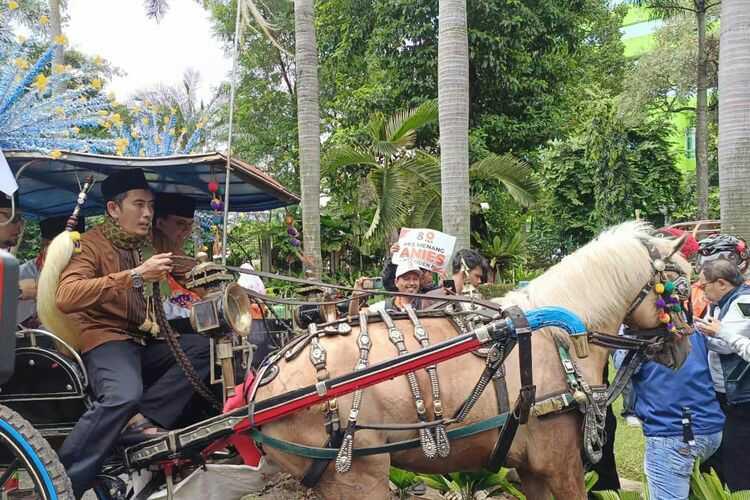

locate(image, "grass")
(611, 392), (646, 483)
(609, 363), (645, 483)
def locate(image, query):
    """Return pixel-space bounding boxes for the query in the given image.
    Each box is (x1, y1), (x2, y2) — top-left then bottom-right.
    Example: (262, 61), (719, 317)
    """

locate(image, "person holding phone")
(695, 258), (750, 492)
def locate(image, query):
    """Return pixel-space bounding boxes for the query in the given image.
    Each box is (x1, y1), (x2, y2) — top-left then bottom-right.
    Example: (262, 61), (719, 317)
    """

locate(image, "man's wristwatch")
(130, 269), (144, 289)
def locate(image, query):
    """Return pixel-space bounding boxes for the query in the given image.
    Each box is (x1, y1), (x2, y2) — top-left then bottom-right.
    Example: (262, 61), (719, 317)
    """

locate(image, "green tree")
(536, 95), (684, 249)
(718, 0), (750, 238)
(628, 0), (720, 220)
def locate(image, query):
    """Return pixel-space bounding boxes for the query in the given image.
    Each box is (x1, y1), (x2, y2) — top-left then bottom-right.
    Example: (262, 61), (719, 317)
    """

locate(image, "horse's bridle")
(589, 238), (692, 352)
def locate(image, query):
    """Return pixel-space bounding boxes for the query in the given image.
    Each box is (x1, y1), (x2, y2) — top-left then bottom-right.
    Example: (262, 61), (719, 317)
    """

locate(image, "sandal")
(119, 417), (167, 447)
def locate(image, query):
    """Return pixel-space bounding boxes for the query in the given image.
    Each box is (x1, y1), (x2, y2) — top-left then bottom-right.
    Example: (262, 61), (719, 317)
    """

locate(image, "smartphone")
(362, 277), (384, 289)
(443, 279), (456, 293)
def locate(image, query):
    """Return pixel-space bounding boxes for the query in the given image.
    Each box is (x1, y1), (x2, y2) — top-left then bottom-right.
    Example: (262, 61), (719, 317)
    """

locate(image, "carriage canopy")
(3, 150), (299, 218)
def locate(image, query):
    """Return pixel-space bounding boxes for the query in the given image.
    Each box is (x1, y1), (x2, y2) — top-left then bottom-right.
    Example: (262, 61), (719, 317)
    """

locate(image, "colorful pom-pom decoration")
(664, 281), (675, 294)
(671, 304), (682, 313)
(659, 312), (671, 324)
(654, 283), (665, 294)
(210, 198), (223, 211)
(655, 298), (666, 309)
(208, 181), (219, 193)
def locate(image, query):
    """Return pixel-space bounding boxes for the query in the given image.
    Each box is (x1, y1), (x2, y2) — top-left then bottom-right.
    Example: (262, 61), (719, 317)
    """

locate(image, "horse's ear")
(667, 234), (688, 259)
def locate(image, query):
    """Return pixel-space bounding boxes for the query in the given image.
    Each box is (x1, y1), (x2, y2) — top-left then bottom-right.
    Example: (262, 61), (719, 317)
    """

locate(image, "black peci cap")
(100, 168), (151, 201)
(155, 192), (196, 219)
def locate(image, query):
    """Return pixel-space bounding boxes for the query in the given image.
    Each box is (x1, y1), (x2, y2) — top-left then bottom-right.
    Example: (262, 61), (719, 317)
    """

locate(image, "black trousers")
(59, 336), (210, 498)
(722, 402), (750, 492)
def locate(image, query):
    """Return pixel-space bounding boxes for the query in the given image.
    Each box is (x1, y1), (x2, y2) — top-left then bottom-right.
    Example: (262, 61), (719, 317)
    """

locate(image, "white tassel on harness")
(37, 177), (94, 354)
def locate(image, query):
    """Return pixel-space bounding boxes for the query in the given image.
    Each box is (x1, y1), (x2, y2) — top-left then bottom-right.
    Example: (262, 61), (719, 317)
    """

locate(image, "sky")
(65, 0), (233, 104)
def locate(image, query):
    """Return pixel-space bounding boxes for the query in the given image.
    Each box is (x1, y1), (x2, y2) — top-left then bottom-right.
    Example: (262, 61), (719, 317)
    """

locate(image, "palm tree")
(324, 103), (538, 244)
(294, 0), (322, 278)
(628, 0), (720, 219)
(718, 0), (750, 238)
(438, 0), (471, 250)
(324, 101), (441, 242)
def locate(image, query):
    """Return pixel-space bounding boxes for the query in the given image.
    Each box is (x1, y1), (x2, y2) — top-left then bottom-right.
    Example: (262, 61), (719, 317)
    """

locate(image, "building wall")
(619, 5), (696, 174)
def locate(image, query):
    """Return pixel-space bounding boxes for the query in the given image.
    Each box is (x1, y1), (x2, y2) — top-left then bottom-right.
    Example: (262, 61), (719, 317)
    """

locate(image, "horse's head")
(500, 221), (692, 368)
(623, 231), (693, 368)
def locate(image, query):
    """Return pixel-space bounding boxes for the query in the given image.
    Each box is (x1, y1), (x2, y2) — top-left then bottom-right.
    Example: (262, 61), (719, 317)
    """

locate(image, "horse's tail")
(37, 231), (81, 354)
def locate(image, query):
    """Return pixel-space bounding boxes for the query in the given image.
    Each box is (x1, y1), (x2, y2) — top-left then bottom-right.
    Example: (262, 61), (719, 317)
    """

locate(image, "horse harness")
(239, 240), (691, 483)
(510, 238), (693, 465)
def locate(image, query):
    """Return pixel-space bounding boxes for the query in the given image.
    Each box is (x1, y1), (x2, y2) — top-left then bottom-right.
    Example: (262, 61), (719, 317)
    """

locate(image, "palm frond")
(366, 112), (386, 144)
(399, 152), (442, 196)
(372, 140), (400, 158)
(408, 190), (442, 230)
(239, 0), (290, 55)
(470, 153), (540, 207)
(322, 145), (379, 176)
(365, 166), (410, 239)
(386, 99), (438, 145)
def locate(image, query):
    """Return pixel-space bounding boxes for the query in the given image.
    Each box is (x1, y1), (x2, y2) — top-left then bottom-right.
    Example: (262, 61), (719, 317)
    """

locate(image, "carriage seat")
(0, 328), (90, 440)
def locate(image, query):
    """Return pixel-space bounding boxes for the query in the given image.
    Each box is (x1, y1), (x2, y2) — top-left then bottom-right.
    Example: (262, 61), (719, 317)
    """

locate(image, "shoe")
(119, 418), (168, 447)
(625, 415), (642, 428)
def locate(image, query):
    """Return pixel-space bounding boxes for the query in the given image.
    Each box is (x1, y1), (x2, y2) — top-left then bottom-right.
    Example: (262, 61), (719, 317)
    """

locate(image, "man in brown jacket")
(55, 169), (210, 498)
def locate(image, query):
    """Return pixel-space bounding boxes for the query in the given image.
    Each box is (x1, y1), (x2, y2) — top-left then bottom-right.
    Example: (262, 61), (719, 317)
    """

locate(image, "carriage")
(0, 150), (693, 500)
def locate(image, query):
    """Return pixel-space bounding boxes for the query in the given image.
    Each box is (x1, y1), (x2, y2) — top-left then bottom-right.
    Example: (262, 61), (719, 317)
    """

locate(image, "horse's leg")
(545, 455), (586, 500)
(517, 469), (551, 500)
(316, 453), (391, 500)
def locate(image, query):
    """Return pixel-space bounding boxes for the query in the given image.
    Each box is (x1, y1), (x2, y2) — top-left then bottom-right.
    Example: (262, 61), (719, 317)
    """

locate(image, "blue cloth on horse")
(629, 333), (725, 438)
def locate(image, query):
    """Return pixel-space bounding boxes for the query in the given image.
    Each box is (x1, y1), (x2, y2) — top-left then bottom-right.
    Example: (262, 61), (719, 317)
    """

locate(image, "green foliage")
(322, 101), (440, 241)
(389, 467), (426, 499)
(689, 463), (750, 500)
(473, 231), (527, 282)
(417, 469), (525, 500)
(534, 94), (684, 256)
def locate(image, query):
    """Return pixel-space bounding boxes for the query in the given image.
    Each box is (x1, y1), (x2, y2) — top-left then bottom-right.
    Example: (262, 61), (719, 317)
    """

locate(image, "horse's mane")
(501, 221), (681, 331)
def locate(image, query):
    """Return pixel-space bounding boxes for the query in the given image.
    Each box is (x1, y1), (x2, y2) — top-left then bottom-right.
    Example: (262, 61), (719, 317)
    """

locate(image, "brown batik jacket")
(56, 225), (192, 353)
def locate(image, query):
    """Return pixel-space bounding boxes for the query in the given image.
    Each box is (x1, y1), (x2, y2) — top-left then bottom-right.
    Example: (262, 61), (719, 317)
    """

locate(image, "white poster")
(391, 228), (456, 275)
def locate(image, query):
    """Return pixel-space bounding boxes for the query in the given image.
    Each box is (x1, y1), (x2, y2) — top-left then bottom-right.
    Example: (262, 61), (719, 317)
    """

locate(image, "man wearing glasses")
(691, 234), (749, 319)
(695, 258), (750, 492)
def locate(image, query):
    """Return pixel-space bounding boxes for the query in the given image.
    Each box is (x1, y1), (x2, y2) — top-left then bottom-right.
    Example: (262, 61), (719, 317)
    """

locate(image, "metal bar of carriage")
(0, 151), (594, 500)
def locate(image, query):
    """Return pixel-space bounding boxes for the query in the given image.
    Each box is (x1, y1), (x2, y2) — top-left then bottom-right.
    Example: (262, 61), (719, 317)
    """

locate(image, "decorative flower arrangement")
(0, 32), (115, 154)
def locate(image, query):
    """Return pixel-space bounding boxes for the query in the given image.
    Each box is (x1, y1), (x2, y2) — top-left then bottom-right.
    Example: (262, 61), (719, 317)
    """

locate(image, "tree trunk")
(293, 0), (322, 278)
(719, 0), (750, 238)
(438, 0), (471, 251)
(49, 0), (64, 66)
(695, 4), (709, 219)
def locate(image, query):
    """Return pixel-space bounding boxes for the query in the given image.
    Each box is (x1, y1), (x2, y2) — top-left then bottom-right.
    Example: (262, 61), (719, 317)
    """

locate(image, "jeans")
(644, 431), (722, 500)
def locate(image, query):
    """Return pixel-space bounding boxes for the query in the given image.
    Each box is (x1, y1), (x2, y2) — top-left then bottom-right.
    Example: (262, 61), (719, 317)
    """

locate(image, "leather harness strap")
(487, 307), (534, 471)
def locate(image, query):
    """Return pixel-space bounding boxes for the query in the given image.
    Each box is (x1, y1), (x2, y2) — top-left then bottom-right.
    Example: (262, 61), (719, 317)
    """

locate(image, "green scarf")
(100, 216), (151, 251)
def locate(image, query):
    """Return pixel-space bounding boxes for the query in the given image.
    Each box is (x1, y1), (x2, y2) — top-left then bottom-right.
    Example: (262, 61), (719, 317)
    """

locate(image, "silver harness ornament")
(380, 309), (438, 459)
(308, 324), (342, 448)
(404, 304), (450, 458)
(335, 312), (373, 472)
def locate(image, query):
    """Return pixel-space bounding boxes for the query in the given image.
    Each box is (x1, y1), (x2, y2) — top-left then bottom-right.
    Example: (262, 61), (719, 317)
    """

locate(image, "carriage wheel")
(0, 405), (73, 499)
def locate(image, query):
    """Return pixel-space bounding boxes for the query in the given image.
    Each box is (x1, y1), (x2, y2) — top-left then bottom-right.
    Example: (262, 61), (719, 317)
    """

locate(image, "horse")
(254, 221), (692, 499)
